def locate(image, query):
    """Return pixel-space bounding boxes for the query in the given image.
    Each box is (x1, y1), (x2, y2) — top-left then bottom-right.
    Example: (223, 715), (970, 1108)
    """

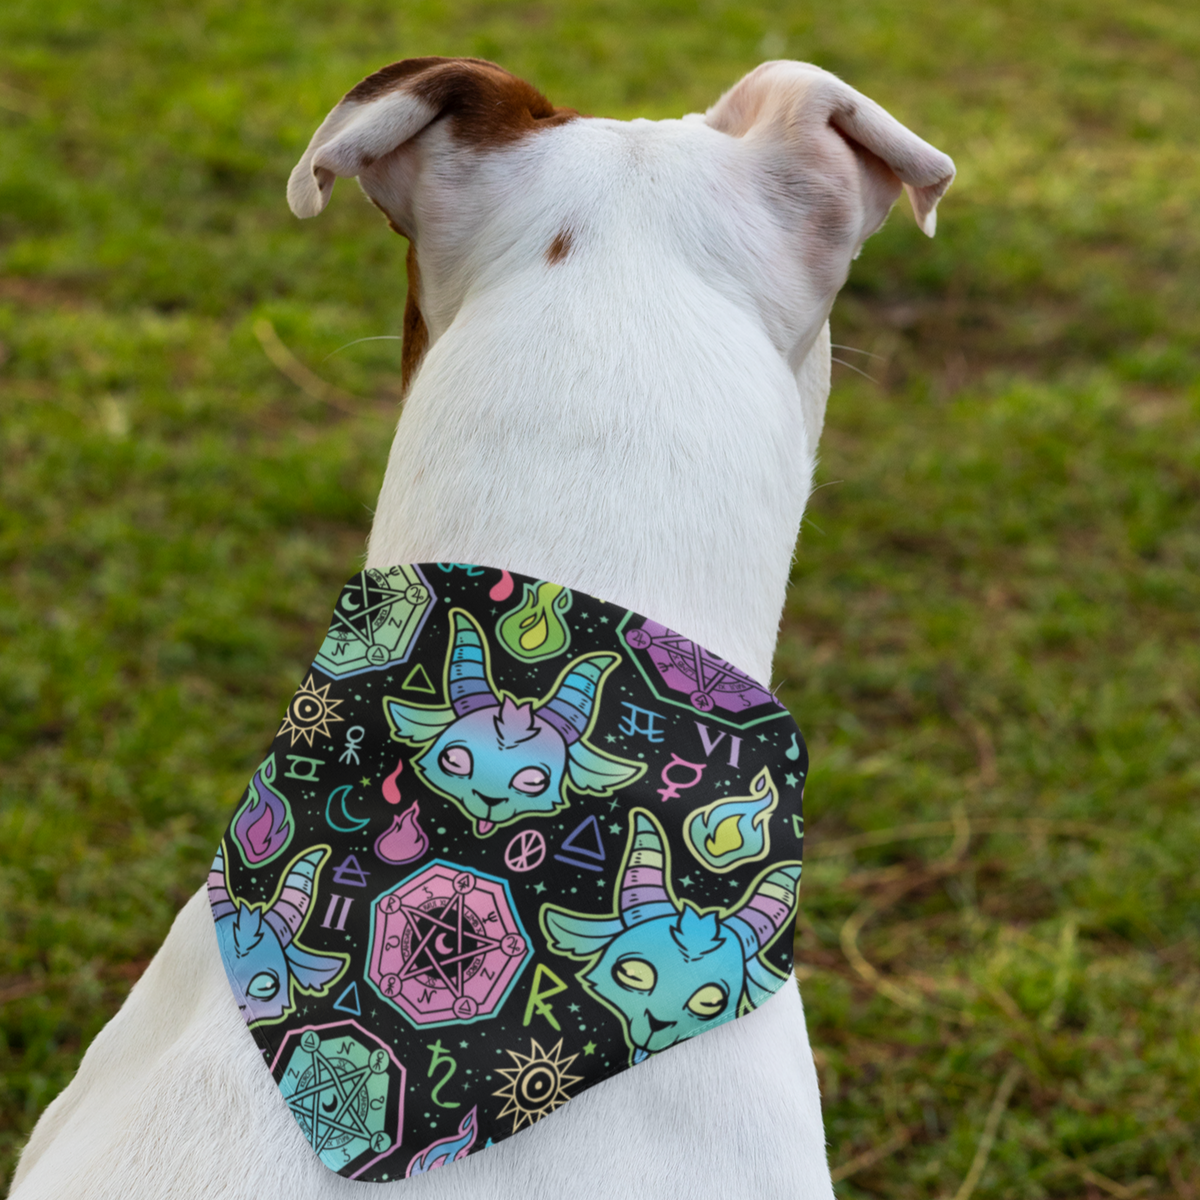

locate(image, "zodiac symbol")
(619, 703), (665, 743)
(284, 755), (324, 782)
(325, 784), (370, 833)
(321, 894), (354, 932)
(504, 829), (547, 873)
(339, 726), (365, 765)
(655, 755), (707, 803)
(426, 1039), (461, 1108)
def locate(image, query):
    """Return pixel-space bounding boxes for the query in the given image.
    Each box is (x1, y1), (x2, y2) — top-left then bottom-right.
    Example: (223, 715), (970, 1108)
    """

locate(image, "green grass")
(2, 0), (1198, 1195)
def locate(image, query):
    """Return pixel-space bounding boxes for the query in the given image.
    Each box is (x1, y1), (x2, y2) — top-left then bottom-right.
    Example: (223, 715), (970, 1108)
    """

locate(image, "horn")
(723, 864), (802, 960)
(207, 843), (237, 922)
(618, 812), (677, 926)
(263, 848), (326, 948)
(537, 653), (615, 745)
(447, 611), (500, 717)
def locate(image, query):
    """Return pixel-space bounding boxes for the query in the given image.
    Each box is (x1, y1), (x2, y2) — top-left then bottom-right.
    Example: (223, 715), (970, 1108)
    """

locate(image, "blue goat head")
(383, 609), (644, 836)
(208, 842), (347, 1026)
(541, 810), (801, 1062)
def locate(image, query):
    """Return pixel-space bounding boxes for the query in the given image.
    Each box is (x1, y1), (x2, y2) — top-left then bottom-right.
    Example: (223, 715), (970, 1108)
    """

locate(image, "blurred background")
(1, 1), (1197, 1195)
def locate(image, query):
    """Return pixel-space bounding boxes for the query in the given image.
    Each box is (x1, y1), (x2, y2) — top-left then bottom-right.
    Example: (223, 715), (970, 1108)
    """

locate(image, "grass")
(1, 0), (1198, 1194)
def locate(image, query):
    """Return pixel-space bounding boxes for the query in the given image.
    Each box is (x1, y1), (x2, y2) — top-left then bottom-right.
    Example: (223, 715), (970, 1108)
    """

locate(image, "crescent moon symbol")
(434, 934), (454, 955)
(325, 784), (370, 833)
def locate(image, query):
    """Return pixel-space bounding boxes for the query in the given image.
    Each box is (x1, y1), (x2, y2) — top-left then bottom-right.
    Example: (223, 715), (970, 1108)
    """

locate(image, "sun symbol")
(277, 673), (345, 747)
(492, 1039), (583, 1133)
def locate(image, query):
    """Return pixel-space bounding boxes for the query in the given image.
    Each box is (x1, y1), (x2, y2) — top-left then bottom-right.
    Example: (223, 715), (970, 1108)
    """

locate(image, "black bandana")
(209, 564), (806, 1181)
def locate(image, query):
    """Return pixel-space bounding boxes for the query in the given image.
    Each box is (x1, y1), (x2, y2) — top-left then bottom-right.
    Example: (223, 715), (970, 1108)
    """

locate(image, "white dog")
(9, 57), (952, 1200)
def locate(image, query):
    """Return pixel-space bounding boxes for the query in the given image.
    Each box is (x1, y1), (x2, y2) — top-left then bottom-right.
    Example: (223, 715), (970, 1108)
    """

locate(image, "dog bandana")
(209, 564), (807, 1181)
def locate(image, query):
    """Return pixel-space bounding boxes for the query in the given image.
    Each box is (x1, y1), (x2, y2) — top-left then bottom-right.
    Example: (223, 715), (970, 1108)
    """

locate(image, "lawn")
(2, 0), (1198, 1195)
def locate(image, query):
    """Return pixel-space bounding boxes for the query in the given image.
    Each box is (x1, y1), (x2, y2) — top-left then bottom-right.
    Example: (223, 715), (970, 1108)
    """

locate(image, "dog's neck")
(365, 271), (830, 685)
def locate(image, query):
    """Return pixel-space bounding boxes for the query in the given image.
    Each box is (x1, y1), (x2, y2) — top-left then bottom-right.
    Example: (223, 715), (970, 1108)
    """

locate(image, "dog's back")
(10, 57), (951, 1200)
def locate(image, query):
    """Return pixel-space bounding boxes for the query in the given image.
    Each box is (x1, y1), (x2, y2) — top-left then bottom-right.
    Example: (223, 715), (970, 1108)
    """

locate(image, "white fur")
(10, 60), (952, 1200)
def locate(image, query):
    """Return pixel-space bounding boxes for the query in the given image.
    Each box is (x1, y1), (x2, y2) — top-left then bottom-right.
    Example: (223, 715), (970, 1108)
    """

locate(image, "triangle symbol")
(402, 663), (436, 694)
(332, 854), (370, 887)
(561, 815), (605, 862)
(333, 982), (361, 1016)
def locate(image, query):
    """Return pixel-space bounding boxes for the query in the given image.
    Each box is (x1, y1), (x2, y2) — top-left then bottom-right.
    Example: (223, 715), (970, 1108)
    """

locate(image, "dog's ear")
(287, 56), (576, 220)
(705, 61), (954, 242)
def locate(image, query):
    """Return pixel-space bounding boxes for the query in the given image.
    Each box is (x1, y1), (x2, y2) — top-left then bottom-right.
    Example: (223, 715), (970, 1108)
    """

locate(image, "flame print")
(232, 753), (293, 866)
(374, 801), (429, 865)
(405, 1107), (478, 1176)
(683, 767), (779, 872)
(496, 581), (572, 661)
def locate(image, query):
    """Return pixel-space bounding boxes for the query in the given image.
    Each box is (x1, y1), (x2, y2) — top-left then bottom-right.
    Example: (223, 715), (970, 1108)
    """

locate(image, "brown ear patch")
(400, 241), (429, 398)
(546, 227), (573, 265)
(345, 56), (577, 150)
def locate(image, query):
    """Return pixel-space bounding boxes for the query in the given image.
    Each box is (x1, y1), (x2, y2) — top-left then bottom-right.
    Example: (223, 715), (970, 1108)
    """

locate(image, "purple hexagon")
(366, 860), (530, 1027)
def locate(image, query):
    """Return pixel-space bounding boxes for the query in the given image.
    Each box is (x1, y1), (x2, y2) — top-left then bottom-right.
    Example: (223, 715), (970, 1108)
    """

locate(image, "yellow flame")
(705, 814), (745, 858)
(519, 611), (549, 650)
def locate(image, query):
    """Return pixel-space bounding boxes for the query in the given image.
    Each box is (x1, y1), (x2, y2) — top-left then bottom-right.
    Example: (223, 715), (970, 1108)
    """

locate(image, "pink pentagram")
(504, 829), (546, 873)
(623, 619), (781, 717)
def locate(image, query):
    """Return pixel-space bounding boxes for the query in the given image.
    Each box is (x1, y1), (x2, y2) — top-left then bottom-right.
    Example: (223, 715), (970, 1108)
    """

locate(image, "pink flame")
(375, 801), (428, 865)
(489, 570), (514, 601)
(382, 759), (403, 805)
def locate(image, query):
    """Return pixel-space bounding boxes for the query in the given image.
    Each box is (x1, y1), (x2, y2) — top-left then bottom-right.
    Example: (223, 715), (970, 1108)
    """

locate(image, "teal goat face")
(208, 843), (347, 1026)
(586, 906), (747, 1053)
(542, 810), (802, 1062)
(385, 609), (643, 836)
(416, 698), (568, 831)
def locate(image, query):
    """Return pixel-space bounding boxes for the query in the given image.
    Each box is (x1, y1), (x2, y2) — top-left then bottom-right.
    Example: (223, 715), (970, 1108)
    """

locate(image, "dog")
(9, 56), (952, 1200)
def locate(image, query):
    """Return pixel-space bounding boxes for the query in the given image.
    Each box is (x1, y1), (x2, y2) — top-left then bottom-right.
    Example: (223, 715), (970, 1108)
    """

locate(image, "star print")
(360, 776), (372, 786)
(679, 875), (694, 888)
(533, 882), (547, 894)
(785, 772), (799, 787)
(568, 1003), (580, 1013)
(460, 1041), (469, 1049)
(757, 733), (769, 743)
(583, 1041), (597, 1055)
(607, 798), (621, 812)
(609, 824), (622, 835)
(599, 616), (609, 623)
(604, 734), (616, 743)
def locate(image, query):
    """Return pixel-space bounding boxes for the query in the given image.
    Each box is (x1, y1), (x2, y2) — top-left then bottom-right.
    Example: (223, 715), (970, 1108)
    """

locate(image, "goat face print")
(541, 810), (802, 1063)
(382, 610), (644, 836)
(208, 843), (348, 1026)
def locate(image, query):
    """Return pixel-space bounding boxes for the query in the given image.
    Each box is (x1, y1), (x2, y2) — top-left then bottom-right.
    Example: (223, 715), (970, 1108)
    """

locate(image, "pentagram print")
(395, 889), (497, 996)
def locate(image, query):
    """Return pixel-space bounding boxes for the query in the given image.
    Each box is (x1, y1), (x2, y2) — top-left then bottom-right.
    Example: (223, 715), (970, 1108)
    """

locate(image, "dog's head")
(288, 57), (953, 400)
